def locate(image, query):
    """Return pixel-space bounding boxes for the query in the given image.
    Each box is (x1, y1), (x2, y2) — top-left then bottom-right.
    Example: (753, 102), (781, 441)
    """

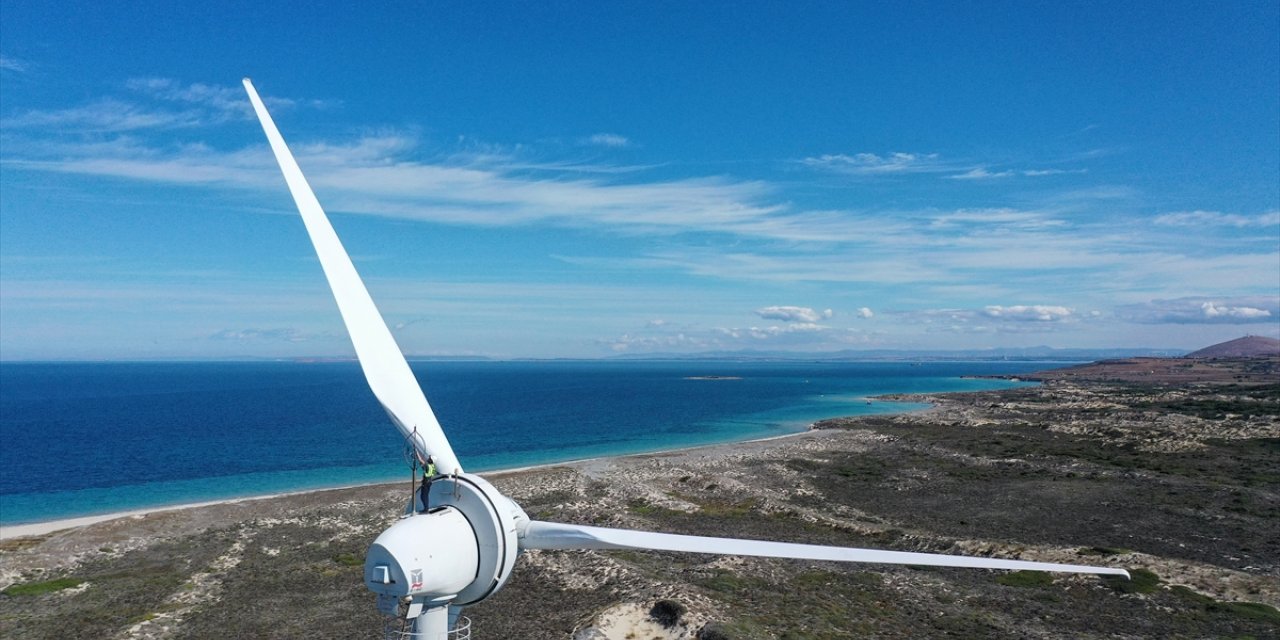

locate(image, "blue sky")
(2, 1), (1277, 360)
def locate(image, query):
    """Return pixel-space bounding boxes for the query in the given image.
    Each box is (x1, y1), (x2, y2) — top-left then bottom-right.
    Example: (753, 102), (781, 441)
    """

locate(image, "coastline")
(1, 361), (1032, 534)
(3, 356), (1276, 638)
(0, 428), (827, 541)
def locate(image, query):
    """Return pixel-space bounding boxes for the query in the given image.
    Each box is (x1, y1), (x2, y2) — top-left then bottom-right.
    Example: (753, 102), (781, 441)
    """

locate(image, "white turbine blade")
(522, 521), (1129, 577)
(242, 78), (461, 475)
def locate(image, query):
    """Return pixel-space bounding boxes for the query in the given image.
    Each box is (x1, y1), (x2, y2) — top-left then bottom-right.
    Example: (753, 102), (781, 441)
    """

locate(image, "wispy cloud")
(0, 277), (336, 315)
(1022, 168), (1084, 177)
(1, 98), (209, 132)
(598, 300), (1109, 354)
(208, 327), (316, 342)
(582, 133), (630, 148)
(927, 208), (1066, 231)
(949, 167), (1015, 180)
(5, 121), (796, 237)
(949, 167), (1086, 180)
(6, 78), (1276, 341)
(715, 322), (829, 339)
(896, 304), (1083, 328)
(1153, 210), (1280, 228)
(0, 55), (30, 73)
(1, 78), (310, 133)
(804, 152), (1087, 182)
(127, 77), (258, 115)
(1199, 302), (1272, 320)
(1117, 296), (1279, 324)
(981, 305), (1074, 322)
(800, 152), (942, 174)
(604, 320), (856, 353)
(755, 306), (832, 322)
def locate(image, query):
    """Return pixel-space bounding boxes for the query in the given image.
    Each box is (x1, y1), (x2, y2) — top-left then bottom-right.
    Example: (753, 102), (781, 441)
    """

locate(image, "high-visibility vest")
(424, 462), (436, 478)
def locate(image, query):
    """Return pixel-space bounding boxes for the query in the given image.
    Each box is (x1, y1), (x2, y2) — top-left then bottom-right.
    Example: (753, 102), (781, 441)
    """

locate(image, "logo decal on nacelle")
(410, 569), (424, 591)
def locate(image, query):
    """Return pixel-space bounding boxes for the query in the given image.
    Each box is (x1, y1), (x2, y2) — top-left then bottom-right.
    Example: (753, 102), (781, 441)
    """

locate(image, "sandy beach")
(0, 491), (357, 541)
(0, 428), (821, 541)
(2, 357), (1276, 639)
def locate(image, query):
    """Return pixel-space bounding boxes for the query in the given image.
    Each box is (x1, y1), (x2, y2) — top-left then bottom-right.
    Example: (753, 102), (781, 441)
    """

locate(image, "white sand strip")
(2, 494), (298, 540)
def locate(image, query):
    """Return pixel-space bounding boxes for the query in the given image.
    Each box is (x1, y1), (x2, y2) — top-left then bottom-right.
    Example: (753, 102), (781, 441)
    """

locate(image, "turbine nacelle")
(365, 508), (479, 600)
(365, 473), (526, 627)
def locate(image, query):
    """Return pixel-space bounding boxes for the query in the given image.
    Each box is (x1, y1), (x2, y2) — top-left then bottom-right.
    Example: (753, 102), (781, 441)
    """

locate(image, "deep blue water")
(0, 360), (1050, 526)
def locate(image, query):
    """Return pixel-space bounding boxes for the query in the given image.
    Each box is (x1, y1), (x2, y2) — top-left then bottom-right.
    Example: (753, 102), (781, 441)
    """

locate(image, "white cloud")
(605, 314), (868, 354)
(1200, 302), (1271, 320)
(604, 331), (710, 352)
(949, 167), (1084, 180)
(0, 55), (30, 73)
(1, 98), (209, 131)
(801, 152), (940, 174)
(584, 133), (630, 148)
(982, 305), (1074, 322)
(927, 208), (1065, 231)
(755, 306), (832, 322)
(6, 80), (1277, 326)
(0, 78), (313, 133)
(856, 307), (874, 318)
(4, 128), (794, 235)
(126, 77), (256, 114)
(1153, 210), (1280, 228)
(712, 322), (840, 344)
(209, 328), (313, 342)
(1021, 168), (1083, 177)
(12, 116), (1272, 304)
(1117, 297), (1280, 324)
(897, 305), (1078, 330)
(949, 167), (1014, 180)
(721, 323), (828, 339)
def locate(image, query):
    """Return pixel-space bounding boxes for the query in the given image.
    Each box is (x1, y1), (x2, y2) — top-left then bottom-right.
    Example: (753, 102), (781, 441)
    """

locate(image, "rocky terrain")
(1, 357), (1276, 639)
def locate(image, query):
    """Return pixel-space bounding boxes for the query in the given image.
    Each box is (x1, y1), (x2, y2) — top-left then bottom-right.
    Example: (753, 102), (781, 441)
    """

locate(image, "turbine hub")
(423, 473), (527, 605)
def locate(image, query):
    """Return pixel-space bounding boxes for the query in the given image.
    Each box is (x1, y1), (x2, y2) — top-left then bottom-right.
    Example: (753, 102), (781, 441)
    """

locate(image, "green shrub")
(332, 553), (362, 567)
(1077, 546), (1128, 556)
(1171, 585), (1280, 623)
(1211, 601), (1280, 623)
(2, 577), (84, 596)
(1107, 568), (1159, 594)
(650, 599), (687, 628)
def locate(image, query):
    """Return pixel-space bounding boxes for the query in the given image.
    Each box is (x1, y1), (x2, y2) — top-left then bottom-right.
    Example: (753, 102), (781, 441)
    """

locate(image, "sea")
(0, 360), (1053, 527)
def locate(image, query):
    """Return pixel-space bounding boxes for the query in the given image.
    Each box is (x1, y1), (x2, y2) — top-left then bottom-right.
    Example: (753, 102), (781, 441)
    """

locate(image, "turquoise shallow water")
(0, 360), (1046, 526)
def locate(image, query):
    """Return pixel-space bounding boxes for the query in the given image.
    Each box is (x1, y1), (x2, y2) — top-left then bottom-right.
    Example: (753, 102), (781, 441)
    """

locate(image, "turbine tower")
(242, 78), (1127, 639)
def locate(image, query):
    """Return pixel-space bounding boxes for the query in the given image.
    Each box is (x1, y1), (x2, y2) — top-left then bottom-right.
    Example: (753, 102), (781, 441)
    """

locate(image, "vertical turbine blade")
(242, 78), (462, 475)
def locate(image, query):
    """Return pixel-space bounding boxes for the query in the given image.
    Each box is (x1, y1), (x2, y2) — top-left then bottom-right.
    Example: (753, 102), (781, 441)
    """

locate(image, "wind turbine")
(241, 78), (1128, 639)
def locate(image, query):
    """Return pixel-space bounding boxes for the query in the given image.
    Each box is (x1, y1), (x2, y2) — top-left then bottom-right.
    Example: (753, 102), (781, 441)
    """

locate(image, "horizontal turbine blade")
(522, 520), (1129, 577)
(242, 78), (461, 475)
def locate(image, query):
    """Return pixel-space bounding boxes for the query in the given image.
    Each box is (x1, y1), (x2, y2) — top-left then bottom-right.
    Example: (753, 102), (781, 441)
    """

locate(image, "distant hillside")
(1186, 335), (1280, 358)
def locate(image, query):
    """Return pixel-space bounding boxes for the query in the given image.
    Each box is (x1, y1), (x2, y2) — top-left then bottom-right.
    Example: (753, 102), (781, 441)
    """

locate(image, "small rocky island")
(2, 342), (1277, 639)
